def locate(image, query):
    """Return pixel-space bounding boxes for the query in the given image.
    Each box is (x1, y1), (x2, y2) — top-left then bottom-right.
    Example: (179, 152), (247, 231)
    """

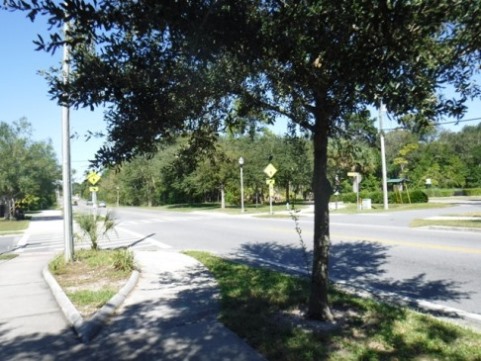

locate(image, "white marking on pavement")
(15, 232), (30, 253)
(116, 226), (172, 249)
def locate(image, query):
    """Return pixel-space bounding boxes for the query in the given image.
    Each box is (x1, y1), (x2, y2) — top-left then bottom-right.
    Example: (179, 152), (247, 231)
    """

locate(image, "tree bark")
(307, 110), (334, 322)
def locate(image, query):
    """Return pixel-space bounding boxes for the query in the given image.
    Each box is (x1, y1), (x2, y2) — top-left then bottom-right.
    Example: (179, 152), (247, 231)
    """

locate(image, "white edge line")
(233, 254), (481, 327)
(15, 232), (30, 253)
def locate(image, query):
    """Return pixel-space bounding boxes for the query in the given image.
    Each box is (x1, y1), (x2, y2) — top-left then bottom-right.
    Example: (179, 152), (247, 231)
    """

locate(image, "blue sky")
(1, 8), (481, 182)
(0, 9), (105, 182)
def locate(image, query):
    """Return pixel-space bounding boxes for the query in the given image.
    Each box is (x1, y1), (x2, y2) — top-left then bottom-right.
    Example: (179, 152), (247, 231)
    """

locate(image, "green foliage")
(393, 189), (429, 204)
(66, 289), (116, 309)
(49, 254), (68, 275)
(341, 190), (428, 204)
(75, 211), (117, 250)
(340, 192), (358, 203)
(424, 188), (459, 197)
(463, 188), (481, 196)
(0, 119), (59, 217)
(112, 249), (135, 272)
(188, 251), (481, 361)
(9, 0), (481, 321)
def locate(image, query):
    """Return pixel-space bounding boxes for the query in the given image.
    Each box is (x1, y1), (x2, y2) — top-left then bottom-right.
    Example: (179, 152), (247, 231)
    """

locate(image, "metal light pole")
(239, 157), (245, 212)
(379, 101), (389, 210)
(62, 19), (74, 262)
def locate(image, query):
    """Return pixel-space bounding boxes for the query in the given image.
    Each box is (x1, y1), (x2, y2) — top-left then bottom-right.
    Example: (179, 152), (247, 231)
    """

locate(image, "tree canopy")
(0, 118), (59, 217)
(5, 0), (481, 320)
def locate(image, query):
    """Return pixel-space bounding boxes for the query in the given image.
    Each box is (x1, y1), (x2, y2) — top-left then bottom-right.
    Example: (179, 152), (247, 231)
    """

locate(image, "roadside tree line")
(78, 119), (481, 206)
(0, 119), (60, 219)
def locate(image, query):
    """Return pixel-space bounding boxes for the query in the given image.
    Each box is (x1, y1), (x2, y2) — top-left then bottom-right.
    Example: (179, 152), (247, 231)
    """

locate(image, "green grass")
(445, 212), (481, 217)
(0, 253), (18, 260)
(332, 202), (451, 214)
(186, 251), (481, 361)
(49, 248), (135, 317)
(411, 219), (481, 229)
(0, 219), (29, 234)
(151, 202), (308, 214)
(67, 289), (117, 308)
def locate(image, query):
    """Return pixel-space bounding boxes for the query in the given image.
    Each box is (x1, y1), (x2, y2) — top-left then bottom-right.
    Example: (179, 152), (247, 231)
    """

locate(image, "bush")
(339, 189), (428, 204)
(112, 249), (135, 272)
(367, 191), (384, 204)
(390, 189), (428, 204)
(340, 192), (357, 203)
(463, 188), (481, 196)
(424, 188), (457, 197)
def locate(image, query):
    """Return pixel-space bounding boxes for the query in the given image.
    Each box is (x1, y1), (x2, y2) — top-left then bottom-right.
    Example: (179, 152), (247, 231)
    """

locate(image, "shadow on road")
(234, 239), (471, 306)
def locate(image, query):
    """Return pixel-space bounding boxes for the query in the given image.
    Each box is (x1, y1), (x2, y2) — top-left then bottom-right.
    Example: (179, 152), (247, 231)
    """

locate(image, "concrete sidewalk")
(81, 250), (266, 360)
(0, 210), (266, 360)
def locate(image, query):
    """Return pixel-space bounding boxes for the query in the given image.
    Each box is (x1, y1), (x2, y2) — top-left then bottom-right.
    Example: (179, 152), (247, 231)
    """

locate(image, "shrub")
(112, 249), (135, 272)
(367, 191), (384, 204)
(340, 192), (357, 203)
(390, 189), (428, 204)
(75, 211), (117, 250)
(424, 188), (456, 197)
(463, 188), (481, 196)
(49, 254), (67, 275)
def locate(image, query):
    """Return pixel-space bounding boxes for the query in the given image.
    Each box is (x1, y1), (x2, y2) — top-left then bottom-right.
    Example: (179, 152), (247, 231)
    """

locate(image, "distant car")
(99, 201), (106, 208)
(86, 201), (93, 206)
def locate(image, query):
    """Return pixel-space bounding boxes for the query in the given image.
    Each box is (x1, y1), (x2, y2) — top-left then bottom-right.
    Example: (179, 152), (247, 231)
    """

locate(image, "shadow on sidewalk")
(1, 258), (258, 360)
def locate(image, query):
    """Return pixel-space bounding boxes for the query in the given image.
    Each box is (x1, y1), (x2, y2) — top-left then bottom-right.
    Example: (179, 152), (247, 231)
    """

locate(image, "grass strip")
(411, 219), (481, 229)
(0, 253), (18, 260)
(0, 219), (29, 234)
(186, 251), (481, 361)
(67, 289), (116, 308)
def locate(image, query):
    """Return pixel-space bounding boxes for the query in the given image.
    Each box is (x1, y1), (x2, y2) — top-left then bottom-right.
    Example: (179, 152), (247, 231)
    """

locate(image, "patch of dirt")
(274, 305), (362, 334)
(53, 263), (130, 318)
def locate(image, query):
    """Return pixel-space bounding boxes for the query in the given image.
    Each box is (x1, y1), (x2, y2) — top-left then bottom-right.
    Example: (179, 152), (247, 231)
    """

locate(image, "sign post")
(264, 164), (277, 215)
(87, 171), (101, 216)
(348, 172), (362, 210)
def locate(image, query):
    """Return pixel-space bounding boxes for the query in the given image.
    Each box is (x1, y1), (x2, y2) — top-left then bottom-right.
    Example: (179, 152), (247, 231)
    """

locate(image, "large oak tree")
(6, 0), (481, 320)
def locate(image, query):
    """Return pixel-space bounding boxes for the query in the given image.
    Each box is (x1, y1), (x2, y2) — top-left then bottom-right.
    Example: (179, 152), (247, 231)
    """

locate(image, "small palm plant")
(75, 211), (117, 250)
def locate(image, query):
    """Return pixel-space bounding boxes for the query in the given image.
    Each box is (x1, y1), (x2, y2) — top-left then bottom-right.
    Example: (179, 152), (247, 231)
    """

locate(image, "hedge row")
(335, 189), (429, 204)
(424, 188), (481, 197)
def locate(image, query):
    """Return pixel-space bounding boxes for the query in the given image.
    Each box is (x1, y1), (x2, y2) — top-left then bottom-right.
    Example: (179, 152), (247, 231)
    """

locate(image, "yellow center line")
(332, 233), (481, 255)
(266, 227), (481, 255)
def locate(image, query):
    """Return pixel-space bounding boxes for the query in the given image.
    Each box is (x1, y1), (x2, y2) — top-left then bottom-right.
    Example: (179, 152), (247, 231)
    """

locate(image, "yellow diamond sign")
(263, 163), (277, 178)
(87, 171), (101, 185)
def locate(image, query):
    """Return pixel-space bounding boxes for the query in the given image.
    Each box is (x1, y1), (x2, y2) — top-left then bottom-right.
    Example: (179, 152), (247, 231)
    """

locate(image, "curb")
(43, 266), (140, 343)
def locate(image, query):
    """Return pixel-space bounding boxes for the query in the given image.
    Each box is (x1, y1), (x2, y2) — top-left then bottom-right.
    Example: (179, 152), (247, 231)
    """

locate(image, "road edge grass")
(186, 251), (481, 361)
(0, 253), (18, 261)
(0, 218), (29, 235)
(411, 219), (481, 229)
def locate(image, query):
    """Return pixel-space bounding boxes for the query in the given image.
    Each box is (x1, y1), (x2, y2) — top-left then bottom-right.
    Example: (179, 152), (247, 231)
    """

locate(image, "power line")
(385, 116), (481, 131)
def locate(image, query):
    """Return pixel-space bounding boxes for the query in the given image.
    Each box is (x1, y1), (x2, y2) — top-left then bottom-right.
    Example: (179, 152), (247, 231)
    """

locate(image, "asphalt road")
(13, 201), (481, 326)
(102, 202), (481, 323)
(0, 235), (20, 254)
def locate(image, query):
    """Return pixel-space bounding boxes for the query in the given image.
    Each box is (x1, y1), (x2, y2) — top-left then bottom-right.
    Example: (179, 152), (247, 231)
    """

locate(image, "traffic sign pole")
(264, 164), (277, 215)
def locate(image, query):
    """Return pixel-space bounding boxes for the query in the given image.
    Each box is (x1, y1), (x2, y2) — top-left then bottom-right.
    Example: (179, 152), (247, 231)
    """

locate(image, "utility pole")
(62, 19), (74, 262)
(379, 101), (389, 210)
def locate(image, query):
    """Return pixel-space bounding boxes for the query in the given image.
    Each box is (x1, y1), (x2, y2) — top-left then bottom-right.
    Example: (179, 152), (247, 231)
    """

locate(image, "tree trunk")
(307, 111), (334, 322)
